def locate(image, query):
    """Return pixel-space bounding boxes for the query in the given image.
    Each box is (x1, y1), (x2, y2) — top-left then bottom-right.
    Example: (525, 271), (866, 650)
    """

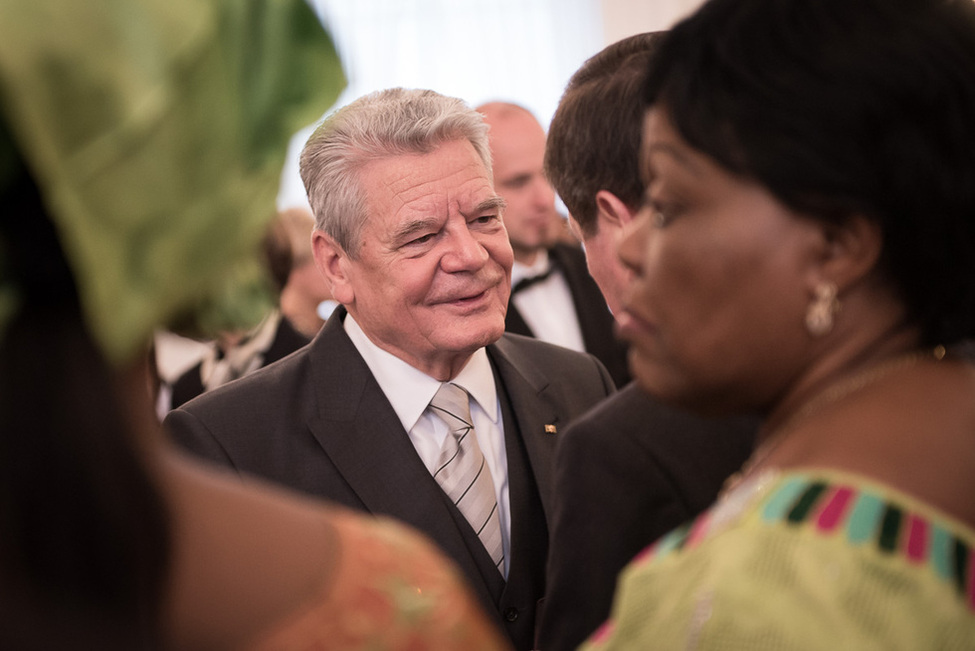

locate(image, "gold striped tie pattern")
(429, 382), (505, 575)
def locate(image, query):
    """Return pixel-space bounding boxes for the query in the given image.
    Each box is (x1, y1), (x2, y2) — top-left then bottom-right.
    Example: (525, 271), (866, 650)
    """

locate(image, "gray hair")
(299, 88), (493, 258)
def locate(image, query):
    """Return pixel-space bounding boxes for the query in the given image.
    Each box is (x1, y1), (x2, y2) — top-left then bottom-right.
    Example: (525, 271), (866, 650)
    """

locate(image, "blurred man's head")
(545, 32), (665, 314)
(478, 102), (559, 265)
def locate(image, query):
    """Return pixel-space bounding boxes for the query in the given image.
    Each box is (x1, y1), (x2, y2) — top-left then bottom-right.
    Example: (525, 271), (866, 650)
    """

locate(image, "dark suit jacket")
(164, 307), (615, 650)
(537, 383), (758, 651)
(505, 242), (630, 388)
(169, 316), (309, 409)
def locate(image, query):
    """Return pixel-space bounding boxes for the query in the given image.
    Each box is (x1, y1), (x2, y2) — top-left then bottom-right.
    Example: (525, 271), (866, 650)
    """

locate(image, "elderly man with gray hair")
(165, 87), (615, 650)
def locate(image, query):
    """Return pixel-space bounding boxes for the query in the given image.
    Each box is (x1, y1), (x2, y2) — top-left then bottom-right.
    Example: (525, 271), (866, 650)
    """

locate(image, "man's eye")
(474, 215), (498, 225)
(502, 175), (531, 191)
(408, 233), (435, 246)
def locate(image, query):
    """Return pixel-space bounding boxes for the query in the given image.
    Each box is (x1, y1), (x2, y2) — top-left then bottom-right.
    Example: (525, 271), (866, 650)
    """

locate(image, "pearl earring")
(805, 282), (840, 337)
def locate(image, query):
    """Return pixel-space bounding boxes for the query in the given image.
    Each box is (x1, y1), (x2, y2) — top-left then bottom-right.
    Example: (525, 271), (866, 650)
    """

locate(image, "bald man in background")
(477, 102), (629, 387)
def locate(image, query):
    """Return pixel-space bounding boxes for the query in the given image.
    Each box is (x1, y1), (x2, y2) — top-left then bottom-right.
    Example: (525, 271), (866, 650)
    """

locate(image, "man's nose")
(531, 177), (556, 209)
(441, 224), (490, 271)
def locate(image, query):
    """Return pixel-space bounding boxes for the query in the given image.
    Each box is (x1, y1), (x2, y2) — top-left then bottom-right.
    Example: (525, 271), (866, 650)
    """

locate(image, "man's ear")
(595, 190), (638, 230)
(312, 230), (354, 305)
(812, 215), (884, 292)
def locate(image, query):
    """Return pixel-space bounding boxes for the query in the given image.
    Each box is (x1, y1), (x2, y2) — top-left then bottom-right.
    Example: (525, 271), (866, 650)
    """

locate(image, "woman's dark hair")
(642, 0), (975, 346)
(262, 213), (295, 293)
(0, 127), (169, 648)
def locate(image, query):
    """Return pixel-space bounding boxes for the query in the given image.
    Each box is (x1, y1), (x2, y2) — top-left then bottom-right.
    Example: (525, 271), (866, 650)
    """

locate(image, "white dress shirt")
(344, 315), (511, 573)
(511, 250), (586, 353)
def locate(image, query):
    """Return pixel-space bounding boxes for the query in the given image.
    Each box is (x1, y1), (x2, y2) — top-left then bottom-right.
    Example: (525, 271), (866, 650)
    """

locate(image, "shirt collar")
(344, 314), (499, 431)
(510, 248), (551, 286)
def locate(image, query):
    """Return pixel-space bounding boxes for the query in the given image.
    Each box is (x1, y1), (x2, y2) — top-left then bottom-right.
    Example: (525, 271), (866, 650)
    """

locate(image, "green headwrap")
(0, 0), (344, 362)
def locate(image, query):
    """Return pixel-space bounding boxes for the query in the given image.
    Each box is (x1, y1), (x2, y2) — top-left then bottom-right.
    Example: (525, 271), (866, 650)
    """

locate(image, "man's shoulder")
(494, 330), (594, 360)
(492, 331), (611, 378)
(562, 383), (755, 454)
(560, 384), (656, 446)
(266, 316), (311, 362)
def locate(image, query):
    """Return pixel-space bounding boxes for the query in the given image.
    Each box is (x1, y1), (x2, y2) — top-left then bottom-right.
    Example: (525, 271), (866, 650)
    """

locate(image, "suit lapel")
(305, 309), (454, 521)
(304, 309), (506, 601)
(486, 337), (561, 521)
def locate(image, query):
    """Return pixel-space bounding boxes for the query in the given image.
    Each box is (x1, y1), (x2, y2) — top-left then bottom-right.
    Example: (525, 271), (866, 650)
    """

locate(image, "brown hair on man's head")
(545, 32), (666, 238)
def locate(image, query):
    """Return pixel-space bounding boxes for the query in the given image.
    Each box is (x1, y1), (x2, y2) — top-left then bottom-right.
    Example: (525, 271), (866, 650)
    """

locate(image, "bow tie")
(511, 266), (555, 294)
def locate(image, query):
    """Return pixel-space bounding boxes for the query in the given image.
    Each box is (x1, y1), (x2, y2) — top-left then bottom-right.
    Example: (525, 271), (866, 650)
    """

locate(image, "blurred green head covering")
(0, 0), (344, 363)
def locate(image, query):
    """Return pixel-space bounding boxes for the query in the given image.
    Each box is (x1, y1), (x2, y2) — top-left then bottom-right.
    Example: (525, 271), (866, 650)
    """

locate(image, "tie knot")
(429, 382), (473, 432)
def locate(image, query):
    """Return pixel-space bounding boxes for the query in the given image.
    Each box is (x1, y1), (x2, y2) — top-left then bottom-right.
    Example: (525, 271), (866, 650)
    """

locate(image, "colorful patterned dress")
(247, 511), (511, 650)
(583, 469), (975, 650)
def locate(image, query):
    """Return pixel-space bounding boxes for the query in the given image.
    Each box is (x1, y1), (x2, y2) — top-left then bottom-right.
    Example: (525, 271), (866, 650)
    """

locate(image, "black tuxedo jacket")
(164, 307), (614, 650)
(169, 316), (309, 410)
(505, 242), (630, 388)
(537, 383), (758, 651)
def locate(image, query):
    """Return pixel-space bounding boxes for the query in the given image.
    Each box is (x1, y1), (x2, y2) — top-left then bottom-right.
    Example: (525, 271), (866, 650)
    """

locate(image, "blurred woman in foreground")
(0, 1), (505, 649)
(589, 0), (975, 647)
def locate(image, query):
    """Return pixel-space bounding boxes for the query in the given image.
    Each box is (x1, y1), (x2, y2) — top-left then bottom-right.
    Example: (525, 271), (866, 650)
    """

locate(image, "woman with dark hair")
(0, 1), (506, 649)
(585, 0), (975, 647)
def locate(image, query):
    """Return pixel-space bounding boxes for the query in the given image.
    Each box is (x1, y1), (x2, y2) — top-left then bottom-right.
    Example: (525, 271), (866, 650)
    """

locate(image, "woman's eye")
(648, 201), (680, 228)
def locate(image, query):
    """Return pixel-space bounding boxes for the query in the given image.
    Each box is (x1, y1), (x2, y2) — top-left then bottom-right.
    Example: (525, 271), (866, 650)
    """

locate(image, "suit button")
(503, 607), (519, 622)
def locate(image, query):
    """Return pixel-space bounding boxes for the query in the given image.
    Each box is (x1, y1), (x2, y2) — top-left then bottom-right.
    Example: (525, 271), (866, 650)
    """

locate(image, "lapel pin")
(544, 424), (557, 434)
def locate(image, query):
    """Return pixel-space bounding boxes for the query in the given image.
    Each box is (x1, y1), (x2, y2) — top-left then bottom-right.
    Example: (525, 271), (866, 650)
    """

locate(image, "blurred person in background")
(277, 206), (337, 337)
(169, 214), (310, 410)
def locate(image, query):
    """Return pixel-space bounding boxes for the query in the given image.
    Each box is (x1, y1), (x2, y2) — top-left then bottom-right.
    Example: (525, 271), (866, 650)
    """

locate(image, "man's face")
(568, 212), (631, 318)
(319, 139), (513, 379)
(486, 109), (558, 263)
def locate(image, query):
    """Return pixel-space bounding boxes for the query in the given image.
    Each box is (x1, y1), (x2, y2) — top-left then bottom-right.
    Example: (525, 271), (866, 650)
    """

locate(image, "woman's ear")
(312, 230), (354, 305)
(815, 215), (884, 292)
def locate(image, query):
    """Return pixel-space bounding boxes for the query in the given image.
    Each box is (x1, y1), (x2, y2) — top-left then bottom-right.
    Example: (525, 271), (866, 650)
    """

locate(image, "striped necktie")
(429, 382), (505, 575)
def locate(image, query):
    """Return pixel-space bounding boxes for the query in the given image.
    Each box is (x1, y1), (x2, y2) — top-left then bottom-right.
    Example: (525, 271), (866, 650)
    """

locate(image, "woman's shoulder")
(161, 451), (508, 651)
(776, 356), (975, 526)
(246, 510), (508, 650)
(161, 452), (341, 649)
(586, 468), (975, 650)
(633, 468), (975, 583)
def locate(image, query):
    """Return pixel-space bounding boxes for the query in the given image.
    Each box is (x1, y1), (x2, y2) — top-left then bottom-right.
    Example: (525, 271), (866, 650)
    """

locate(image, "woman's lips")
(616, 306), (656, 343)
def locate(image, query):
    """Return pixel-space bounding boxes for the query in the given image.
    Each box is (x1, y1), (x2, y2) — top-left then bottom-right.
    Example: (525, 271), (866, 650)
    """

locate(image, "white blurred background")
(277, 0), (706, 210)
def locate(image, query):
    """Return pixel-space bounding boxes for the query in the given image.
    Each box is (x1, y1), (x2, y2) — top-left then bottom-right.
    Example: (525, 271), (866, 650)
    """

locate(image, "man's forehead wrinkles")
(388, 177), (493, 209)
